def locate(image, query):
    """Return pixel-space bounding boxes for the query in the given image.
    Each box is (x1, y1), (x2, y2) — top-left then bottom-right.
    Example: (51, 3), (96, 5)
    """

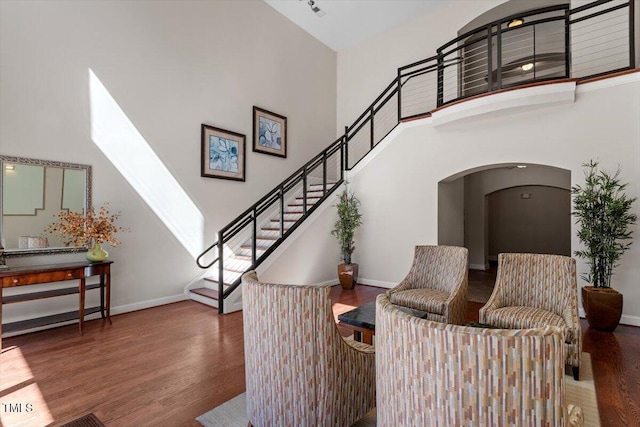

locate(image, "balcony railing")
(197, 0), (635, 313)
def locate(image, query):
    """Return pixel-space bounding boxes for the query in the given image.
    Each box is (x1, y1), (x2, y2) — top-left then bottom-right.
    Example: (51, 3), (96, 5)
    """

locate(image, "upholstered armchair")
(241, 271), (376, 427)
(376, 294), (584, 427)
(479, 253), (582, 380)
(387, 245), (468, 325)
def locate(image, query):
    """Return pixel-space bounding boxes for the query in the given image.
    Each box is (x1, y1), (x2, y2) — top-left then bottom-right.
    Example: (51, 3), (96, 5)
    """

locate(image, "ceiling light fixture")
(507, 18), (524, 28)
(521, 63), (534, 71)
(4, 165), (14, 170)
(303, 0), (326, 17)
(516, 165), (527, 169)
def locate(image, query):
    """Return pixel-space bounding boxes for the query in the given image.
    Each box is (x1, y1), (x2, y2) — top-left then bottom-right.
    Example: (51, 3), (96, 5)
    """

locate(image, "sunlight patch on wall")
(89, 69), (204, 258)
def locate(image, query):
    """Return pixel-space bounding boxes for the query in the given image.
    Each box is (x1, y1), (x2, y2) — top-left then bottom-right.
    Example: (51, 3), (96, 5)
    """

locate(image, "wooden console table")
(0, 261), (112, 348)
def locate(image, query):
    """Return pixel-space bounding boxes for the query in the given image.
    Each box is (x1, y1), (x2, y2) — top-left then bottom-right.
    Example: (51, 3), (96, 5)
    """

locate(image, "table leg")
(99, 274), (105, 319)
(79, 278), (86, 335)
(105, 270), (112, 325)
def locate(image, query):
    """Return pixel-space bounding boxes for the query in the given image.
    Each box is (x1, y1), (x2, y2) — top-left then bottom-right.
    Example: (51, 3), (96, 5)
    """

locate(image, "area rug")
(196, 353), (599, 427)
(60, 413), (105, 427)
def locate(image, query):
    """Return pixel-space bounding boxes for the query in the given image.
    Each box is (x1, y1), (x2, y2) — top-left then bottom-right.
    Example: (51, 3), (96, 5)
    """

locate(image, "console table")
(0, 261), (112, 348)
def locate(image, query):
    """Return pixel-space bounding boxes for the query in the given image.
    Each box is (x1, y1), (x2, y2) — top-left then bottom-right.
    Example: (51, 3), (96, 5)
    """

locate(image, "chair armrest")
(478, 284), (503, 322)
(387, 278), (413, 296)
(343, 337), (375, 354)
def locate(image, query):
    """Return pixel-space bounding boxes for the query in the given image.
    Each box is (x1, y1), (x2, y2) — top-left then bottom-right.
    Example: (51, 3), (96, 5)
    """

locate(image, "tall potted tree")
(331, 190), (363, 290)
(572, 160), (637, 331)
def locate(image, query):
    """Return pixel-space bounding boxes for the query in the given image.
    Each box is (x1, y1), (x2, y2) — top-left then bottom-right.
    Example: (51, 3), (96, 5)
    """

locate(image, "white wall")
(0, 0), (336, 324)
(340, 77), (639, 325)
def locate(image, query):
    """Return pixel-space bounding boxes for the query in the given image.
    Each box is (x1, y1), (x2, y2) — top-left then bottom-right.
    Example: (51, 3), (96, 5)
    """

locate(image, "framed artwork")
(201, 124), (246, 182)
(253, 106), (287, 158)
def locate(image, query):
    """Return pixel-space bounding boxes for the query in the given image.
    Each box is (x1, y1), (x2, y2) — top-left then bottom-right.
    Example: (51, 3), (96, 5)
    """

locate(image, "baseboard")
(469, 263), (489, 271)
(356, 277), (396, 289)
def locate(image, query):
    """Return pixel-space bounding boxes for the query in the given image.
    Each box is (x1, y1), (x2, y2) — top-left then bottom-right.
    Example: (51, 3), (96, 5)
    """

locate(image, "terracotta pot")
(338, 263), (358, 290)
(582, 286), (623, 332)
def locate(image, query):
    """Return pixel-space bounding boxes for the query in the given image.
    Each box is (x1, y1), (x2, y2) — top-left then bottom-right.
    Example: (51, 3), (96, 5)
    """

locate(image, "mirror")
(0, 155), (92, 256)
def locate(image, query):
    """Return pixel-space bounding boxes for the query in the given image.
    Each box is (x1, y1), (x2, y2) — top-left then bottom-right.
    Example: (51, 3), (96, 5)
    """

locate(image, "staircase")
(191, 184), (332, 308)
(192, 0), (634, 313)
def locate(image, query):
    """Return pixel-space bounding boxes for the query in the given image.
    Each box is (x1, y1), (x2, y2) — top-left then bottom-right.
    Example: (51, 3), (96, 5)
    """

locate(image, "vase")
(338, 263), (358, 290)
(86, 242), (108, 262)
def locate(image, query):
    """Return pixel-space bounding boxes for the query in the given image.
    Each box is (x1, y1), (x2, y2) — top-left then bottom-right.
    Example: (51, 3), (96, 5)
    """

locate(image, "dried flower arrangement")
(45, 203), (127, 247)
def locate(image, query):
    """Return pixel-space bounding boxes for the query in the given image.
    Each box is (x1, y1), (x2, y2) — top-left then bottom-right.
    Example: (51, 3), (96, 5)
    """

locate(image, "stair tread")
(190, 287), (220, 300)
(261, 227), (290, 231)
(203, 277), (236, 286)
(240, 244), (271, 250)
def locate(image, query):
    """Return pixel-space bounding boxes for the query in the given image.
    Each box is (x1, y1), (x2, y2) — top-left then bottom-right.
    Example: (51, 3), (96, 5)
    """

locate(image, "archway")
(438, 163), (571, 270)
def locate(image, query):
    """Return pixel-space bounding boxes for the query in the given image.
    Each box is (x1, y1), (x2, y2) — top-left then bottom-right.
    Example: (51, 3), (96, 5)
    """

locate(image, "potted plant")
(572, 160), (637, 331)
(331, 190), (363, 290)
(46, 203), (128, 262)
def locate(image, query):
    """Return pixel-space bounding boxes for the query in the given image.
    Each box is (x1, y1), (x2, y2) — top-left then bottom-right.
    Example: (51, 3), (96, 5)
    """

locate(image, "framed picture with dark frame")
(201, 124), (246, 182)
(253, 106), (287, 158)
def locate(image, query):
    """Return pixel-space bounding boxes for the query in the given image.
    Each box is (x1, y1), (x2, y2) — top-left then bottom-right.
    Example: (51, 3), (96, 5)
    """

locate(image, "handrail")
(197, 0), (634, 314)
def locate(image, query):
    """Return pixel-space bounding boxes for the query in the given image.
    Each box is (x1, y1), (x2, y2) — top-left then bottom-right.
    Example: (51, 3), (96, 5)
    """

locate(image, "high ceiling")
(264, 0), (449, 52)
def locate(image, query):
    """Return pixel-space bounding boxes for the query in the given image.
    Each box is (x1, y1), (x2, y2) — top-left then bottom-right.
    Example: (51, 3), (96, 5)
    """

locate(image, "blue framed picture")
(253, 106), (287, 158)
(201, 124), (246, 181)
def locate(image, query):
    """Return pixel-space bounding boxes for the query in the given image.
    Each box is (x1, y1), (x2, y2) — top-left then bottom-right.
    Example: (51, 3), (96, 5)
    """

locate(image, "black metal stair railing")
(197, 0), (635, 314)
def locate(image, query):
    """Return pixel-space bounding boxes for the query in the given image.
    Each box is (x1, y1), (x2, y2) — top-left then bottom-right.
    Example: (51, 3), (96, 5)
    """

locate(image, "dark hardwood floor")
(1, 280), (639, 426)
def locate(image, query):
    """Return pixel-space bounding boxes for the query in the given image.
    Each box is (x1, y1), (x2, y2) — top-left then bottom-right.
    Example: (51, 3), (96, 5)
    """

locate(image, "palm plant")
(571, 160), (637, 288)
(331, 190), (363, 264)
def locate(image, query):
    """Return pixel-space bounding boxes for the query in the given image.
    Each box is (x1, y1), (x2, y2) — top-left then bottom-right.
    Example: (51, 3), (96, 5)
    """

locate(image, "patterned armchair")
(479, 253), (582, 380)
(387, 245), (468, 325)
(241, 271), (376, 427)
(376, 294), (584, 427)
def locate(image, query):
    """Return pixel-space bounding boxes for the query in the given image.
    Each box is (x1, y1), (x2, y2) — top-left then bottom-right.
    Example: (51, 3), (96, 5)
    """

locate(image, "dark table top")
(338, 301), (429, 330)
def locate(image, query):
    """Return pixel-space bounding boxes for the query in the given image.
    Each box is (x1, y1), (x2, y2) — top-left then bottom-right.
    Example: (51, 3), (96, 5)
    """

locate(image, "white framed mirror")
(0, 155), (92, 256)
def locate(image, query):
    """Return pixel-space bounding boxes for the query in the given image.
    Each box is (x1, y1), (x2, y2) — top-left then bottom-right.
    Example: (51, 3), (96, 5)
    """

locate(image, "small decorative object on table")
(46, 203), (128, 262)
(331, 190), (363, 290)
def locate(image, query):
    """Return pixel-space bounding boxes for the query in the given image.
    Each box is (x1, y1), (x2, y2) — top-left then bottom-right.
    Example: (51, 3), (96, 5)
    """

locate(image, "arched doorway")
(438, 163), (571, 302)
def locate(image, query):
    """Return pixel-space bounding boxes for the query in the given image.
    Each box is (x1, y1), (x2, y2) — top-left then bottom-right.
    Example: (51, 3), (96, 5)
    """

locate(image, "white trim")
(579, 308), (640, 327)
(620, 314), (640, 327)
(431, 81), (576, 126)
(110, 294), (188, 315)
(356, 277), (396, 289)
(577, 71), (640, 94)
(189, 292), (218, 309)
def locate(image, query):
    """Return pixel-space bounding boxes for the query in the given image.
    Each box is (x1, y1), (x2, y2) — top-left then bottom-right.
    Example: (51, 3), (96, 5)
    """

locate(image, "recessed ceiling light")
(508, 18), (524, 28)
(516, 165), (527, 169)
(521, 63), (534, 71)
(4, 165), (14, 170)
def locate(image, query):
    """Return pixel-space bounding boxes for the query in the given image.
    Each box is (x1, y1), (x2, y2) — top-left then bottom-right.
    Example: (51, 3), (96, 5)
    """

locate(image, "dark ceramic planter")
(338, 263), (358, 290)
(582, 286), (623, 332)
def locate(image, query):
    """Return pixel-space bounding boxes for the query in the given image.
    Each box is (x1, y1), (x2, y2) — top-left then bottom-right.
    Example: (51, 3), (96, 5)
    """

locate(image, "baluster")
(303, 169), (308, 215)
(251, 210), (257, 266)
(322, 151), (327, 195)
(370, 106), (375, 150)
(487, 24), (493, 93)
(344, 126), (350, 170)
(397, 72), (402, 121)
(217, 231), (224, 314)
(279, 187), (285, 238)
(496, 23), (502, 90)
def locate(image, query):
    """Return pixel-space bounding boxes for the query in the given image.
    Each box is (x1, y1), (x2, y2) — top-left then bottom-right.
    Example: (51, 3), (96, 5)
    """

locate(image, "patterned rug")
(196, 353), (599, 427)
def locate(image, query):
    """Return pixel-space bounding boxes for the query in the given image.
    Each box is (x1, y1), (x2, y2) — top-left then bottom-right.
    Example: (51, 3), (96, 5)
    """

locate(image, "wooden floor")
(1, 282), (639, 427)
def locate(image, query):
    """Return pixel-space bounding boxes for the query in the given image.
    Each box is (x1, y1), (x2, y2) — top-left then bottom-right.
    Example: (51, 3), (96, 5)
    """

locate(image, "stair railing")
(197, 0), (635, 313)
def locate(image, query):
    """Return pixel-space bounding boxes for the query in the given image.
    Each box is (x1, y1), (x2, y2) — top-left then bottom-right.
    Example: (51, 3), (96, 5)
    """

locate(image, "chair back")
(495, 253), (577, 317)
(242, 271), (373, 426)
(406, 245), (468, 292)
(376, 293), (568, 426)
